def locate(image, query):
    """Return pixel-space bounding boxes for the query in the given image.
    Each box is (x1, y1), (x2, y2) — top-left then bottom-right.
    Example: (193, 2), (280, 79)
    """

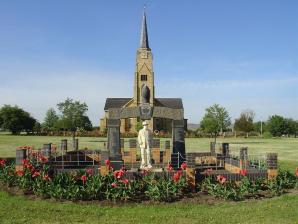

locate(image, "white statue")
(138, 120), (153, 169)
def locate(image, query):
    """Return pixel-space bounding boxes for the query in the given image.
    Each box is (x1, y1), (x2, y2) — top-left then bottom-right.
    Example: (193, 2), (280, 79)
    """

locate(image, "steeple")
(140, 9), (150, 49)
(134, 7), (154, 108)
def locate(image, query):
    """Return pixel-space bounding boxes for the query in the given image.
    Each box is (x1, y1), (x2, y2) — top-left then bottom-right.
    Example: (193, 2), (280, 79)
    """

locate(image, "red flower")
(86, 168), (93, 175)
(113, 169), (125, 179)
(0, 159), (6, 167)
(22, 159), (29, 166)
(216, 175), (227, 184)
(239, 169), (248, 176)
(122, 179), (129, 185)
(111, 182), (117, 188)
(28, 164), (35, 171)
(173, 171), (182, 183)
(295, 168), (298, 177)
(105, 160), (110, 166)
(81, 175), (87, 184)
(43, 174), (51, 181)
(167, 164), (173, 172)
(30, 168), (36, 176)
(181, 162), (187, 170)
(32, 171), (40, 178)
(39, 156), (48, 163)
(16, 170), (24, 177)
(31, 152), (37, 157)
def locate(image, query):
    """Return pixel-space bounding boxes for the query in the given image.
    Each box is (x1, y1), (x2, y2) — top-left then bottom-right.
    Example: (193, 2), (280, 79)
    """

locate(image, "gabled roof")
(155, 98), (184, 109)
(104, 98), (183, 111)
(104, 98), (131, 111)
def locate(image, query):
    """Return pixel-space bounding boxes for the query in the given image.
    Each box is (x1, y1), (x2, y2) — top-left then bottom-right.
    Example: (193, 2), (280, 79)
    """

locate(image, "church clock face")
(140, 51), (148, 59)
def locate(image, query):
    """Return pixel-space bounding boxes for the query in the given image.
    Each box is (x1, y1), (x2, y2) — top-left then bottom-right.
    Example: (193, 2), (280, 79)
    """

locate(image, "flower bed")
(200, 168), (298, 201)
(0, 157), (297, 203)
(0, 158), (189, 202)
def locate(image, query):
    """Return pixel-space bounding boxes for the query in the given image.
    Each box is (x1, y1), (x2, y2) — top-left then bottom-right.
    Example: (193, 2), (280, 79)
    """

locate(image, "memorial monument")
(138, 120), (153, 169)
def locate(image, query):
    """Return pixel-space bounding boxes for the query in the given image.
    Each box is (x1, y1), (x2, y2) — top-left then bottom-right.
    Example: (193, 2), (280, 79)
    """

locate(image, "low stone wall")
(186, 152), (212, 168)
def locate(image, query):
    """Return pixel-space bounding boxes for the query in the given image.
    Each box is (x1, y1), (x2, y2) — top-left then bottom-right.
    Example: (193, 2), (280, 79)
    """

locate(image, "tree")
(78, 116), (93, 131)
(234, 110), (255, 137)
(200, 104), (231, 143)
(0, 105), (36, 134)
(57, 98), (91, 150)
(33, 121), (42, 135)
(43, 108), (59, 132)
(253, 121), (267, 136)
(0, 116), (3, 128)
(267, 115), (286, 137)
(285, 118), (298, 137)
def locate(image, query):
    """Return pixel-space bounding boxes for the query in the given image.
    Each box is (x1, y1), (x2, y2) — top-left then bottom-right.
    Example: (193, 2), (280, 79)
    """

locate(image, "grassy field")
(0, 134), (297, 223)
(0, 133), (297, 170)
(0, 190), (297, 224)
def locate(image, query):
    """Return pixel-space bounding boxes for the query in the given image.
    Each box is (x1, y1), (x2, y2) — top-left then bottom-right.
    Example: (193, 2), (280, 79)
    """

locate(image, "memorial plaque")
(172, 120), (186, 168)
(107, 119), (122, 161)
(153, 107), (184, 120)
(139, 104), (153, 120)
(108, 108), (121, 119)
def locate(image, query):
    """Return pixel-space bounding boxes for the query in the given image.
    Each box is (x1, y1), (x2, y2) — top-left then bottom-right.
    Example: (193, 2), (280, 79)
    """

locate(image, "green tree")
(200, 104), (231, 143)
(253, 121), (267, 136)
(57, 98), (91, 150)
(43, 108), (59, 132)
(285, 118), (298, 137)
(0, 116), (3, 128)
(33, 121), (42, 135)
(267, 115), (286, 137)
(234, 110), (255, 137)
(0, 105), (36, 134)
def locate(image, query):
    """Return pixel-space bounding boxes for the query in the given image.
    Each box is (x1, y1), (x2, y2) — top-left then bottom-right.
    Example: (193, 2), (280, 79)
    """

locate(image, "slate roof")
(104, 98), (183, 111)
(104, 98), (131, 111)
(155, 98), (184, 109)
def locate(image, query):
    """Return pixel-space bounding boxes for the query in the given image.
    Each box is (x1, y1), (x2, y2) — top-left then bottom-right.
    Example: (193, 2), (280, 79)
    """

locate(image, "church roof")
(104, 98), (131, 111)
(140, 10), (150, 49)
(104, 98), (183, 111)
(155, 98), (184, 109)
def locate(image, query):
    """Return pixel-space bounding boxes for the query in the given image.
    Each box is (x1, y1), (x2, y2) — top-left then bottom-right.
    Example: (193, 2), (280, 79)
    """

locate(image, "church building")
(100, 11), (184, 133)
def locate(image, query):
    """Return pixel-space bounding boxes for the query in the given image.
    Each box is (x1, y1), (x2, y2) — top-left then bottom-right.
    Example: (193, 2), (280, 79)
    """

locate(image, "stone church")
(100, 11), (185, 133)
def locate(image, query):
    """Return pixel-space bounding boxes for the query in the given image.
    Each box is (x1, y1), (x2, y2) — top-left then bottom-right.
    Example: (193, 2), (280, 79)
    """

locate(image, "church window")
(141, 74), (147, 81)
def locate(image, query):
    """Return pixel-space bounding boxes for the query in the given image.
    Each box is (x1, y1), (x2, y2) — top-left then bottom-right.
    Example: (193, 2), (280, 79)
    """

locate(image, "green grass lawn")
(0, 190), (297, 224)
(0, 134), (297, 223)
(0, 134), (297, 170)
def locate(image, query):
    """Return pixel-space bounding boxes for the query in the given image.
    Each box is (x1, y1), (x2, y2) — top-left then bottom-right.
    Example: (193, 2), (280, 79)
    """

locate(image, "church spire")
(140, 8), (150, 49)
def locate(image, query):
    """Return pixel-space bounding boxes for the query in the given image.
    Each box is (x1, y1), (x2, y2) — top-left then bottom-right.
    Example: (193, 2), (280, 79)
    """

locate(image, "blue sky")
(0, 0), (297, 125)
